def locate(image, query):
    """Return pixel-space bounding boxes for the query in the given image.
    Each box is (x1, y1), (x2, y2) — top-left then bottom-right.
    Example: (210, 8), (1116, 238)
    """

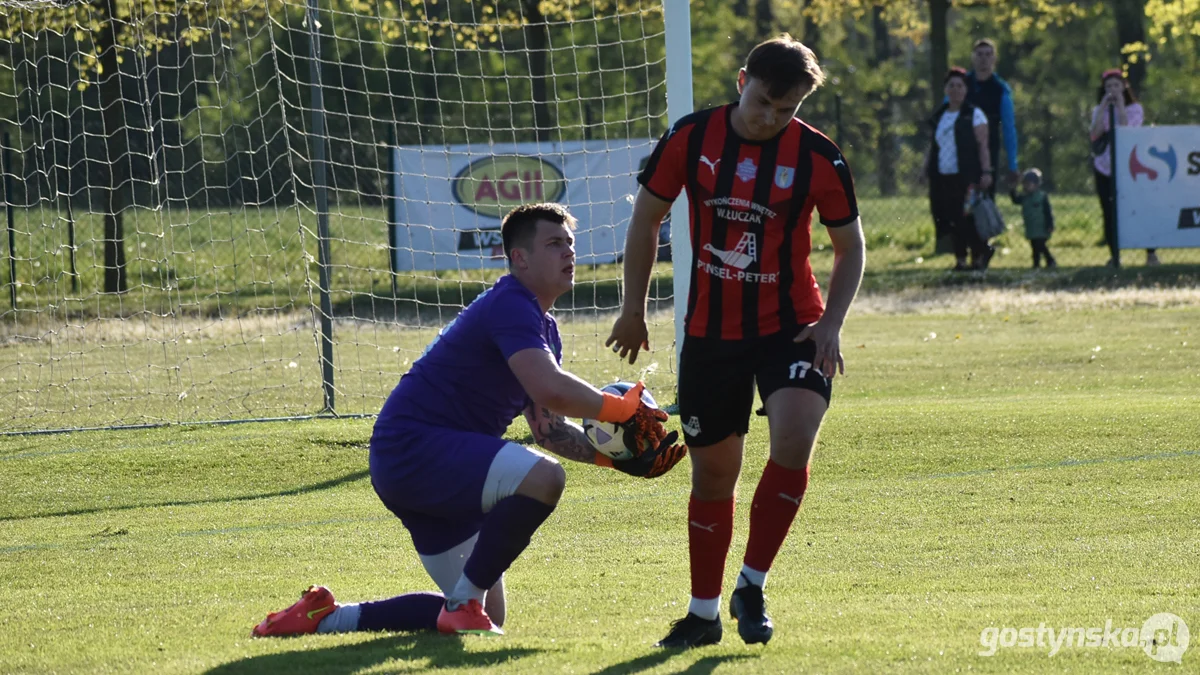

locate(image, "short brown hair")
(972, 38), (996, 52)
(501, 202), (577, 264)
(745, 34), (825, 99)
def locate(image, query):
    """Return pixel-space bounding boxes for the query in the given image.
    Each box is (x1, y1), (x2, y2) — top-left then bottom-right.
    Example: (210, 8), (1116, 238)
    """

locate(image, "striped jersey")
(638, 103), (858, 340)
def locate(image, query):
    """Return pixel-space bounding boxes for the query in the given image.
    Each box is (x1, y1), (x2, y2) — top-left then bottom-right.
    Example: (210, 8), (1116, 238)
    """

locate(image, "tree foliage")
(0, 0), (281, 87)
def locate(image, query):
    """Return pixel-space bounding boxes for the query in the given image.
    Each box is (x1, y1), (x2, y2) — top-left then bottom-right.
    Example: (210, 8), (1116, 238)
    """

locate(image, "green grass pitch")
(2, 303), (1198, 673)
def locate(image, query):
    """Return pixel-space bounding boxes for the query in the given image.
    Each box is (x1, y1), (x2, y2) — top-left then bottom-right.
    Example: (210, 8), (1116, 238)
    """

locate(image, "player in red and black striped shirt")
(607, 35), (866, 648)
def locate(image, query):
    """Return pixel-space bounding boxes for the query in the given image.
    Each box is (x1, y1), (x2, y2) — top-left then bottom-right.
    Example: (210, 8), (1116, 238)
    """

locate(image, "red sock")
(743, 460), (810, 573)
(688, 496), (735, 599)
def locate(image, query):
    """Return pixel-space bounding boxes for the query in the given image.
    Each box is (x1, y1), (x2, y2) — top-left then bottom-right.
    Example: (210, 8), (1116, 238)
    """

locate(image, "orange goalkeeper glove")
(622, 404), (669, 455)
(595, 381), (647, 424)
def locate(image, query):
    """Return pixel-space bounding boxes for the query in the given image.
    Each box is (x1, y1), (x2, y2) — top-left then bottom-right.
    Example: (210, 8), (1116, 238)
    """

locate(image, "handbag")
(1091, 134), (1109, 157)
(972, 195), (1006, 240)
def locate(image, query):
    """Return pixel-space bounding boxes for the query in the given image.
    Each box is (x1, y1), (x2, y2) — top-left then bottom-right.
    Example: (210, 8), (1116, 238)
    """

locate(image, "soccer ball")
(581, 382), (659, 461)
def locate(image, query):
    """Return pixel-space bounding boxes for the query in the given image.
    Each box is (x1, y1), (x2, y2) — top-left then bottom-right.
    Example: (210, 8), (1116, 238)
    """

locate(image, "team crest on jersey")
(735, 157), (758, 182)
(774, 166), (795, 189)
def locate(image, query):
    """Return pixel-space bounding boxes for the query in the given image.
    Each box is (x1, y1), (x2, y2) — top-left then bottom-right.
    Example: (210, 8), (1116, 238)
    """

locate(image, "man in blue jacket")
(964, 39), (1019, 194)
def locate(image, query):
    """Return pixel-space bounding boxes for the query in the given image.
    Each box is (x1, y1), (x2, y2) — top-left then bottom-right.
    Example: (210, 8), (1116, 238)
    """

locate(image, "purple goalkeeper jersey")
(376, 274), (562, 439)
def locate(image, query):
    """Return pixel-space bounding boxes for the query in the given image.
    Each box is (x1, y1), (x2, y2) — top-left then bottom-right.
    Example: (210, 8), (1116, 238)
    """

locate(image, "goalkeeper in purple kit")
(251, 203), (686, 638)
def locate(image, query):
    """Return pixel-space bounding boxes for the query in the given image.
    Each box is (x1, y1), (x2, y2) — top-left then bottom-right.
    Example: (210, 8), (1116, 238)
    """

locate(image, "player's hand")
(622, 402), (669, 454)
(612, 430), (688, 479)
(979, 173), (993, 191)
(606, 311), (649, 364)
(795, 318), (844, 379)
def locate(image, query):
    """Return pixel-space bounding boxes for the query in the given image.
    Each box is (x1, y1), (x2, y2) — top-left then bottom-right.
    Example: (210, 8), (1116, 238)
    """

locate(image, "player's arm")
(608, 121), (688, 364)
(609, 188), (673, 362)
(822, 218), (866, 331)
(624, 188), (673, 307)
(797, 150), (866, 378)
(508, 348), (656, 428)
(523, 402), (598, 464)
(509, 348), (604, 419)
(799, 217), (865, 379)
(812, 153), (866, 333)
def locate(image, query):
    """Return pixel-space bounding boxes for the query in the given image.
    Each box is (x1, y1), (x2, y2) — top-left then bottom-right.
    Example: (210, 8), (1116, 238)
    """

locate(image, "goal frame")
(664, 0), (694, 369)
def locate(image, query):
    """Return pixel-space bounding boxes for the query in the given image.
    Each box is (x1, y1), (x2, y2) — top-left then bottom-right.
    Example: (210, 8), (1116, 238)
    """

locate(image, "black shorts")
(677, 330), (833, 447)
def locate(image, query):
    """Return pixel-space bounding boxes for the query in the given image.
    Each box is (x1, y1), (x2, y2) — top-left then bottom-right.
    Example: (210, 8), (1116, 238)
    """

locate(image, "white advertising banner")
(1114, 125), (1200, 249)
(392, 139), (656, 270)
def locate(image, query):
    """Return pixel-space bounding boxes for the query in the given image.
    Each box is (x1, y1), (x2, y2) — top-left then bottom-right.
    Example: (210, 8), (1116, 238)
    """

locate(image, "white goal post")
(663, 0), (694, 369)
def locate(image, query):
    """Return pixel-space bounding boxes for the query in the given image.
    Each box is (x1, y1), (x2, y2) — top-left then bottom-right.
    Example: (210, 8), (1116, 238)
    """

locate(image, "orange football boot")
(436, 599), (503, 636)
(251, 585), (338, 637)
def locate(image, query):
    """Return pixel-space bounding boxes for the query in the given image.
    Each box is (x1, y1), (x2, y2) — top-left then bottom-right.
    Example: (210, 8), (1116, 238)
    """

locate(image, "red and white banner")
(1115, 126), (1200, 249)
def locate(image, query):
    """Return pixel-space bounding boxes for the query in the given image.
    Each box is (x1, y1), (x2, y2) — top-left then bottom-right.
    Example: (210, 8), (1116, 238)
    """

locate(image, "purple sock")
(462, 495), (555, 590)
(357, 592), (444, 632)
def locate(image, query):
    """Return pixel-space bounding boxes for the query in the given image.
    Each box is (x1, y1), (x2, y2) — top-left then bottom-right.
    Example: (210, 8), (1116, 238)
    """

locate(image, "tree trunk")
(802, 1), (821, 48)
(98, 0), (127, 293)
(871, 6), (897, 196)
(522, 0), (553, 142)
(929, 0), (949, 110)
(1113, 0), (1147, 95)
(754, 0), (774, 38)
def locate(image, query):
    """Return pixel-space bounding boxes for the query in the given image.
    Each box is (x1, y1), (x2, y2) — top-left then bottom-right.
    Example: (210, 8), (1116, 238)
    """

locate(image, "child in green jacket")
(1010, 168), (1056, 269)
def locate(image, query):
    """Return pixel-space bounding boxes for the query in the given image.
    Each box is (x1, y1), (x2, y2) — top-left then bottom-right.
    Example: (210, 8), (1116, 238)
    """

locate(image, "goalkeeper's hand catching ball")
(611, 430), (688, 479)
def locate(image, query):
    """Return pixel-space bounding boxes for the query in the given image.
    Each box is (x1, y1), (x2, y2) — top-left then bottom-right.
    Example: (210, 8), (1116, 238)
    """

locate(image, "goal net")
(0, 0), (684, 433)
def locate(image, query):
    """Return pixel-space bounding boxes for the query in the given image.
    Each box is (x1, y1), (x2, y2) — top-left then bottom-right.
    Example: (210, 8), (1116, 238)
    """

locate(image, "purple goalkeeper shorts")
(368, 421), (508, 556)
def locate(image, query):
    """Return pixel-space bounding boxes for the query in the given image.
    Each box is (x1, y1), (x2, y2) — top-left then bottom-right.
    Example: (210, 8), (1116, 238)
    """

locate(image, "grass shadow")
(589, 648), (758, 675)
(0, 469), (370, 523)
(671, 654), (757, 674)
(204, 633), (542, 674)
(590, 650), (678, 675)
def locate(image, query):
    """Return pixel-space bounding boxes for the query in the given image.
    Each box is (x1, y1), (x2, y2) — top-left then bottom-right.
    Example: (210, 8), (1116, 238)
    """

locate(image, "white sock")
(316, 603), (360, 633)
(688, 596), (720, 621)
(736, 566), (767, 590)
(447, 574), (487, 610)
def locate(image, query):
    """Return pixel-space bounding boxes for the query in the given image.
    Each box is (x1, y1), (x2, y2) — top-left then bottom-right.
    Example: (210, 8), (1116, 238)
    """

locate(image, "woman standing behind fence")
(925, 67), (994, 271)
(1089, 68), (1153, 268)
